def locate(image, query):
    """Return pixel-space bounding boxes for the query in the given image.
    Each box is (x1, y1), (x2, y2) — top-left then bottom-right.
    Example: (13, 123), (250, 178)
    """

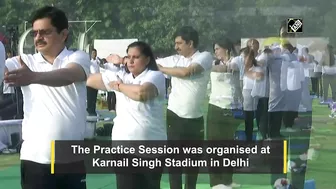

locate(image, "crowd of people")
(0, 5), (336, 189)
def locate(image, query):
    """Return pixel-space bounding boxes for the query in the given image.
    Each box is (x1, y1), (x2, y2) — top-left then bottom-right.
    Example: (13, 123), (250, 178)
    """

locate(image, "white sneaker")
(104, 117), (112, 121)
(285, 128), (296, 132)
(212, 184), (232, 189)
(230, 182), (241, 188)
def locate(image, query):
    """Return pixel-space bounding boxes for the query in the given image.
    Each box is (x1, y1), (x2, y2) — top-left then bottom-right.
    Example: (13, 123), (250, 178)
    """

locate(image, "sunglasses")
(31, 29), (55, 37)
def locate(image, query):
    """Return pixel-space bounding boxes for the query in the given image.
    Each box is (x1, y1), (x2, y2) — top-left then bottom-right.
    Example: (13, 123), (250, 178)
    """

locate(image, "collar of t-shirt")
(125, 68), (149, 83)
(35, 47), (69, 64)
(181, 50), (200, 61)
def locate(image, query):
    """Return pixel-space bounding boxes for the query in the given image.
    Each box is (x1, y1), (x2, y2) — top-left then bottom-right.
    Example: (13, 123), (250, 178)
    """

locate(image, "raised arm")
(158, 52), (213, 78)
(4, 51), (90, 87)
(100, 71), (165, 102)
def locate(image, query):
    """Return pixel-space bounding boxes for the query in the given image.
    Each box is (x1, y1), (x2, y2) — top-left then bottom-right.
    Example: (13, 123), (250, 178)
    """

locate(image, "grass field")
(0, 99), (335, 189)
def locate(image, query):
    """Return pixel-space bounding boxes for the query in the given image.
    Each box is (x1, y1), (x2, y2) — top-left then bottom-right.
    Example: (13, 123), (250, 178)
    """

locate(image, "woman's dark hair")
(328, 44), (335, 66)
(125, 41), (159, 73)
(213, 37), (235, 65)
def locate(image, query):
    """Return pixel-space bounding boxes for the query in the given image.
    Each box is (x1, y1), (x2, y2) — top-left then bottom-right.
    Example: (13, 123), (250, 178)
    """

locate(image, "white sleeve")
(67, 50), (91, 77)
(156, 56), (177, 68)
(230, 56), (241, 69)
(191, 51), (214, 71)
(101, 69), (124, 92)
(0, 42), (5, 82)
(141, 71), (166, 97)
(5, 57), (21, 72)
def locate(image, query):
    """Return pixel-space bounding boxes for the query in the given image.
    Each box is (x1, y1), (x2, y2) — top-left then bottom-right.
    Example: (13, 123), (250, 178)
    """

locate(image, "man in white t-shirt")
(4, 6), (90, 189)
(87, 48), (100, 116)
(157, 26), (213, 189)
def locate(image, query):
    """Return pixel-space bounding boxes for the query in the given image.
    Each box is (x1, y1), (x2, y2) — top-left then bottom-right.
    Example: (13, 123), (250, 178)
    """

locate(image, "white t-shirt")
(5, 48), (91, 164)
(101, 69), (167, 141)
(90, 58), (100, 74)
(243, 66), (263, 90)
(209, 59), (241, 109)
(231, 55), (245, 80)
(322, 55), (336, 75)
(0, 42), (5, 82)
(157, 51), (213, 118)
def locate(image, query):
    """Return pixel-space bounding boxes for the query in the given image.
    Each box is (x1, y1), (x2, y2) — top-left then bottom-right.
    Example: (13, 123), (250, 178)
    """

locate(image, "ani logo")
(287, 18), (303, 33)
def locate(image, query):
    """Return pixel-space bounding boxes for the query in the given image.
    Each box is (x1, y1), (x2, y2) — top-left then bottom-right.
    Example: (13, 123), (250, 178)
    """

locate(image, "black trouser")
(268, 111), (283, 138)
(115, 154), (163, 189)
(311, 77), (319, 95)
(0, 94), (15, 107)
(283, 111), (298, 128)
(256, 98), (269, 139)
(244, 111), (254, 142)
(270, 111), (312, 189)
(206, 104), (241, 186)
(0, 94), (23, 120)
(116, 173), (162, 189)
(107, 92), (116, 111)
(21, 160), (86, 189)
(86, 86), (98, 115)
(166, 109), (204, 189)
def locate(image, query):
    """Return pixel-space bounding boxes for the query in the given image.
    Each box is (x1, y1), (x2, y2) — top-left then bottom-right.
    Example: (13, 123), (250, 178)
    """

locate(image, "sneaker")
(1, 148), (17, 154)
(230, 182), (241, 188)
(212, 184), (232, 189)
(104, 117), (112, 121)
(285, 128), (296, 132)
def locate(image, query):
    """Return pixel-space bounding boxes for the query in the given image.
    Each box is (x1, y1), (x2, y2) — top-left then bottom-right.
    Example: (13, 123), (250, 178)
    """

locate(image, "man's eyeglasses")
(31, 29), (55, 37)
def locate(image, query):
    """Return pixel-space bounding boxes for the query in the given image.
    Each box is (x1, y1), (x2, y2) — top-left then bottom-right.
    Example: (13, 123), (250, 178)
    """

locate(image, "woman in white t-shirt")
(207, 37), (242, 189)
(241, 47), (264, 142)
(87, 41), (166, 189)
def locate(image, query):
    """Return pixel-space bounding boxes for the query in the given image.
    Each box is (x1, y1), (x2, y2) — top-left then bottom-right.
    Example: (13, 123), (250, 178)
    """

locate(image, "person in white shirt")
(156, 26), (213, 189)
(321, 44), (336, 102)
(270, 21), (311, 189)
(282, 43), (302, 132)
(87, 41), (166, 189)
(254, 48), (272, 139)
(0, 49), (24, 120)
(87, 48), (100, 115)
(4, 6), (90, 189)
(240, 43), (264, 142)
(207, 37), (242, 189)
(102, 58), (121, 112)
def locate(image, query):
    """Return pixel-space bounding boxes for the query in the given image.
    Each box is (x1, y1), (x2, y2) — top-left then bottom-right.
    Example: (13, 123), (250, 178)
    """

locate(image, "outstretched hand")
(4, 56), (36, 86)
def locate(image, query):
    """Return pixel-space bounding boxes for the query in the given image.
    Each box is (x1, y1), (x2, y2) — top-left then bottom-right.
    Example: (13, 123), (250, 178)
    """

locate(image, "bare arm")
(159, 63), (204, 78)
(118, 83), (158, 102)
(32, 63), (87, 86)
(86, 73), (107, 90)
(245, 70), (264, 80)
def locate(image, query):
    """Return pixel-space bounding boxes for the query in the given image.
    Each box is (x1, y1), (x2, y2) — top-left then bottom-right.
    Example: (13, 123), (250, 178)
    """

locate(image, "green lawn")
(0, 99), (335, 189)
